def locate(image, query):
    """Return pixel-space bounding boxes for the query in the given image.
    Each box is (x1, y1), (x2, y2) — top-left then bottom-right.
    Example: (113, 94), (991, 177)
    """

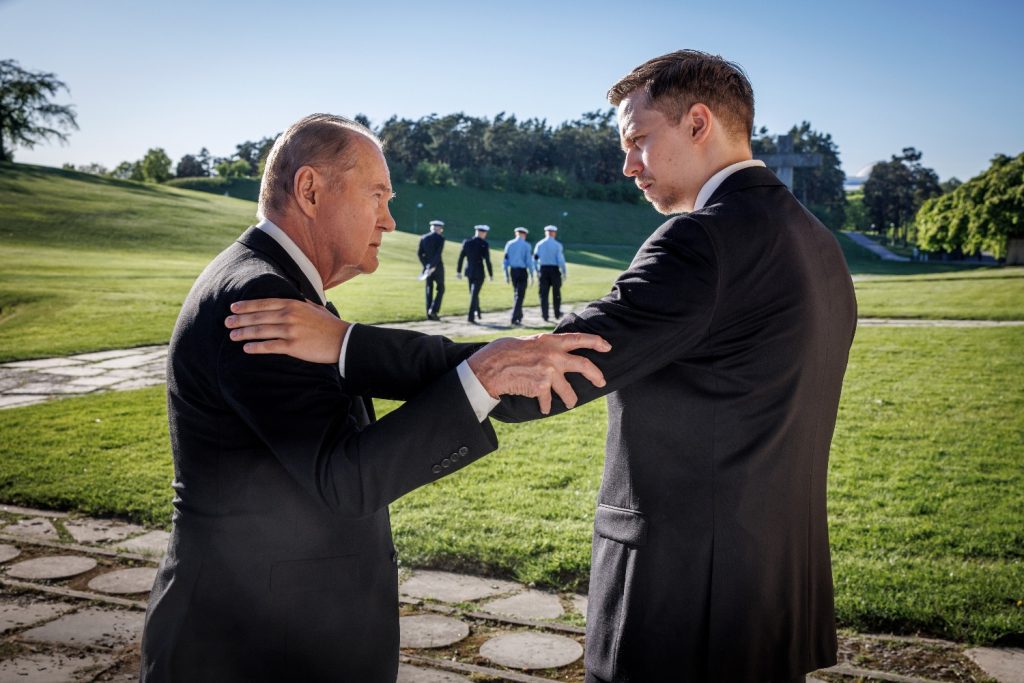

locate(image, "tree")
(752, 122), (847, 227)
(215, 158), (252, 178)
(176, 154), (208, 178)
(917, 152), (1024, 260)
(862, 147), (941, 245)
(235, 136), (277, 176)
(0, 59), (78, 162)
(140, 147), (172, 183)
(111, 160), (143, 181)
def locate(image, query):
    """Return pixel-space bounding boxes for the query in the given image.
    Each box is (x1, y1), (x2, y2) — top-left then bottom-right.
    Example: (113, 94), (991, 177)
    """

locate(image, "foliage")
(916, 152), (1024, 259)
(752, 122), (847, 227)
(377, 110), (638, 202)
(175, 153), (208, 178)
(111, 160), (143, 181)
(140, 147), (172, 183)
(165, 175), (261, 201)
(0, 59), (78, 162)
(844, 190), (870, 230)
(214, 158), (253, 178)
(862, 147), (942, 245)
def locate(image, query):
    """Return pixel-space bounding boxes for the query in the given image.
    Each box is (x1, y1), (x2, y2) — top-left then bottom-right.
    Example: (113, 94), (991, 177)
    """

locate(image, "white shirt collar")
(255, 218), (326, 304)
(693, 159), (766, 212)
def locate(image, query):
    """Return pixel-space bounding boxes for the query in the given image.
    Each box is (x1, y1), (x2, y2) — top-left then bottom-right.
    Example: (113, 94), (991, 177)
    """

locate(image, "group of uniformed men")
(417, 220), (567, 325)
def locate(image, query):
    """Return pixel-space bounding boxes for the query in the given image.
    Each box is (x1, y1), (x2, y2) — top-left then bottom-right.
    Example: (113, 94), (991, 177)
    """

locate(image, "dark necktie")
(325, 300), (340, 318)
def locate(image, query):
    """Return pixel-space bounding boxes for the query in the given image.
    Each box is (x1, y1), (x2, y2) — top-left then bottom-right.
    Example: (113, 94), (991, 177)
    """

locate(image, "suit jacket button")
(449, 452), (459, 462)
(441, 458), (451, 468)
(458, 446), (469, 456)
(432, 464), (442, 474)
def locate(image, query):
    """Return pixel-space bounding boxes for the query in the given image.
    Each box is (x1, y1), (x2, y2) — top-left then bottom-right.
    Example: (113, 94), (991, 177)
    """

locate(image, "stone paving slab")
(570, 594), (587, 620)
(479, 631), (583, 670)
(400, 569), (522, 603)
(9, 382), (99, 396)
(63, 518), (145, 545)
(480, 589), (565, 620)
(110, 530), (169, 557)
(400, 614), (470, 649)
(0, 543), (21, 563)
(965, 647), (1024, 683)
(2, 517), (60, 542)
(64, 374), (129, 389)
(2, 358), (86, 370)
(35, 366), (107, 377)
(6, 555), (98, 580)
(87, 567), (157, 595)
(0, 599), (76, 634)
(397, 663), (472, 682)
(19, 607), (145, 650)
(0, 505), (69, 519)
(0, 652), (113, 683)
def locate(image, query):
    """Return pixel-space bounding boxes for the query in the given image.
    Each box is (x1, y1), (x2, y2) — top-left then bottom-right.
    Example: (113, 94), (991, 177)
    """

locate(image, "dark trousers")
(509, 268), (528, 323)
(424, 265), (444, 316)
(467, 276), (484, 320)
(538, 265), (562, 320)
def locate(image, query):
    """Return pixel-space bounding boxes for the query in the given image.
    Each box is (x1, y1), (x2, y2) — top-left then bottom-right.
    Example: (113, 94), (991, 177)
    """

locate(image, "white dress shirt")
(693, 159), (766, 212)
(255, 219), (499, 421)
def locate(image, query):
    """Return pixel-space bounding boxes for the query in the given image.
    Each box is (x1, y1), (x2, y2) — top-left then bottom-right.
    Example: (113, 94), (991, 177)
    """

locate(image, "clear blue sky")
(3, 0), (1022, 181)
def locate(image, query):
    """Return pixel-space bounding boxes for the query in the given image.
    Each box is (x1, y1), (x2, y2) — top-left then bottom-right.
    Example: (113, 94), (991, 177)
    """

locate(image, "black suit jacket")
(349, 167), (857, 682)
(457, 236), (493, 279)
(140, 227), (497, 682)
(418, 231), (445, 270)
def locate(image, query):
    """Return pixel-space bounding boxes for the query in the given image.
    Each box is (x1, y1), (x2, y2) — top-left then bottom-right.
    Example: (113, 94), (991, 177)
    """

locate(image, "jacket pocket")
(585, 505), (646, 682)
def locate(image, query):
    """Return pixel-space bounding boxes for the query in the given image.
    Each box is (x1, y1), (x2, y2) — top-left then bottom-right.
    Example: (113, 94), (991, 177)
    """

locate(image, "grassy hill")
(2, 162), (1022, 362)
(0, 163), (639, 361)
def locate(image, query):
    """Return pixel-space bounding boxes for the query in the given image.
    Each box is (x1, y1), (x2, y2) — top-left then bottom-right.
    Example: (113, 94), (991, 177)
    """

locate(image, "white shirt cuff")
(337, 323), (357, 378)
(457, 360), (500, 422)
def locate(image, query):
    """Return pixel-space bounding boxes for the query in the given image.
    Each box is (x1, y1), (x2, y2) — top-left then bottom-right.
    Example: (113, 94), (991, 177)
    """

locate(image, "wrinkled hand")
(224, 298), (348, 364)
(468, 333), (611, 414)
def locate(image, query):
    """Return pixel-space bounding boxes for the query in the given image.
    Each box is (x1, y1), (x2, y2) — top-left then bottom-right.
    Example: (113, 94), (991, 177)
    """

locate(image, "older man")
(141, 114), (608, 682)
(236, 50), (858, 682)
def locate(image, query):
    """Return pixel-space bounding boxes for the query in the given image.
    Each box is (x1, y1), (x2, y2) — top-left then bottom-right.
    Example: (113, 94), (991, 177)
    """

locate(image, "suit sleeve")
(484, 244), (493, 277)
(457, 241), (467, 273)
(344, 324), (483, 400)
(492, 215), (718, 422)
(218, 276), (497, 519)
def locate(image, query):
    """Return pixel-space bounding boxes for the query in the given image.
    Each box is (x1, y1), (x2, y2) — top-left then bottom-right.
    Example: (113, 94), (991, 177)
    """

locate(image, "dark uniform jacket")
(140, 227), (496, 682)
(350, 167), (857, 682)
(418, 231), (445, 270)
(457, 236), (493, 280)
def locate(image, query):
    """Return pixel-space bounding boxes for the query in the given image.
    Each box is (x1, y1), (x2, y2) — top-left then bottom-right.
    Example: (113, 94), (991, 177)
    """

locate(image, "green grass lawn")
(3, 163), (1024, 361)
(1, 326), (1020, 644)
(0, 163), (627, 361)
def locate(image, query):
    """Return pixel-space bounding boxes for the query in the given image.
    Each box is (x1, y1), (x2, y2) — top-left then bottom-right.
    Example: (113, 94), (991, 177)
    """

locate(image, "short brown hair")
(607, 50), (754, 140)
(258, 113), (381, 217)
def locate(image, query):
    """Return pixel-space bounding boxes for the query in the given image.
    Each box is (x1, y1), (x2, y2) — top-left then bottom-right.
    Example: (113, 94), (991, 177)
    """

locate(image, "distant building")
(844, 162), (877, 193)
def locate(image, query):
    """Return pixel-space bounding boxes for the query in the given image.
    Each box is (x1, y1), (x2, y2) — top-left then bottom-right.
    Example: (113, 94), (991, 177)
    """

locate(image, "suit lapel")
(237, 227), (323, 304)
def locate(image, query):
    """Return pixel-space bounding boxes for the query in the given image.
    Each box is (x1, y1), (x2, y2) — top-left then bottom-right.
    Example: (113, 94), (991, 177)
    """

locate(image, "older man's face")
(318, 136), (396, 284)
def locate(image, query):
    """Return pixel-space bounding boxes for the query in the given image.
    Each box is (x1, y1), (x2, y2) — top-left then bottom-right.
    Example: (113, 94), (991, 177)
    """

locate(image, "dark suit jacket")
(418, 231), (445, 271)
(349, 167), (857, 682)
(140, 227), (497, 682)
(457, 236), (493, 280)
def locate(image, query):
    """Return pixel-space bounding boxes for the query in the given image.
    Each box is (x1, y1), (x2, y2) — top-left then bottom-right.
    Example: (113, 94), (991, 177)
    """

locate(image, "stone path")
(843, 231), (911, 262)
(2, 306), (1022, 411)
(0, 505), (1019, 682)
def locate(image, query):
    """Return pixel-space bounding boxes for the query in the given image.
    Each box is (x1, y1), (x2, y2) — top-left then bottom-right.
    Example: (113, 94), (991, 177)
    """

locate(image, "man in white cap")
(502, 226), (533, 325)
(418, 219), (446, 320)
(457, 224), (494, 324)
(533, 225), (567, 322)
